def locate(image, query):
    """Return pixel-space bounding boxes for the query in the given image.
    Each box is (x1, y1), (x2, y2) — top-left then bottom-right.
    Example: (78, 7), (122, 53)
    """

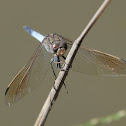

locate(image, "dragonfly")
(5, 26), (126, 106)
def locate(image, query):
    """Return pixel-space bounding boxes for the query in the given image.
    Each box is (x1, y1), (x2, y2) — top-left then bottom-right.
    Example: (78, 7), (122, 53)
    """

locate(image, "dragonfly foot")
(60, 63), (72, 72)
(62, 62), (72, 68)
(60, 68), (68, 72)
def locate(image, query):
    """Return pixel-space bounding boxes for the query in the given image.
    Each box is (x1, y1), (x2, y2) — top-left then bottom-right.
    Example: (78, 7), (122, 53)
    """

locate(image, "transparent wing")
(5, 43), (51, 106)
(24, 26), (45, 42)
(59, 35), (126, 75)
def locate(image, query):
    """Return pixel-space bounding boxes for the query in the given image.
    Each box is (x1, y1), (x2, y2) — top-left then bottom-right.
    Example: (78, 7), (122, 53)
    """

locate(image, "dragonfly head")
(52, 42), (67, 56)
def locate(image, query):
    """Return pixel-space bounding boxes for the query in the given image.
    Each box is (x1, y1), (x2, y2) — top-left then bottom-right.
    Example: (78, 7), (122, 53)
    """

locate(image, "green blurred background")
(0, 0), (126, 126)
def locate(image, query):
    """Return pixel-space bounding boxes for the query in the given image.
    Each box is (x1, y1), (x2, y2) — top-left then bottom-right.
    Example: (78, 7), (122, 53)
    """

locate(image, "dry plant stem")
(34, 0), (111, 126)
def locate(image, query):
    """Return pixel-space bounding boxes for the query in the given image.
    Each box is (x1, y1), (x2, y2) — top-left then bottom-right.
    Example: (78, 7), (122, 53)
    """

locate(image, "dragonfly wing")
(5, 43), (51, 106)
(73, 46), (126, 75)
(59, 35), (126, 75)
(24, 26), (45, 42)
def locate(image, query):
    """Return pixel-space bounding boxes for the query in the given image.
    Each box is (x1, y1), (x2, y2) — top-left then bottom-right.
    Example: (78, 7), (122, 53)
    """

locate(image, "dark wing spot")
(5, 87), (9, 95)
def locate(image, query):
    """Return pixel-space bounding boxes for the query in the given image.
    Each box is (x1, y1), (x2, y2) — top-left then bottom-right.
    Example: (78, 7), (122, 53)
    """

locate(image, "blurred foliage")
(76, 109), (126, 126)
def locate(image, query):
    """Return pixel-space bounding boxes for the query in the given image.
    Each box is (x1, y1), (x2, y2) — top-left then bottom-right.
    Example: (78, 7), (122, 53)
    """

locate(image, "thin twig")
(34, 0), (111, 126)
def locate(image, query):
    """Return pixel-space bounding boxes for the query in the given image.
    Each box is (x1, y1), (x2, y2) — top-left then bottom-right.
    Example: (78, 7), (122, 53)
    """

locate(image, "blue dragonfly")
(5, 26), (126, 106)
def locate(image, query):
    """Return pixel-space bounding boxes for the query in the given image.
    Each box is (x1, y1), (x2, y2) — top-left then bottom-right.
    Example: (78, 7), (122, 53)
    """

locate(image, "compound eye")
(52, 44), (57, 49)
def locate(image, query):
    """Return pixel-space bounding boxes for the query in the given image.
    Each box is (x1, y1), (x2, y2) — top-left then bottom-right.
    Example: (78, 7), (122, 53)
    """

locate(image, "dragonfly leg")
(50, 57), (57, 79)
(52, 56), (68, 93)
(63, 82), (68, 93)
(57, 56), (61, 70)
(54, 61), (64, 64)
(62, 55), (66, 60)
(54, 56), (62, 70)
